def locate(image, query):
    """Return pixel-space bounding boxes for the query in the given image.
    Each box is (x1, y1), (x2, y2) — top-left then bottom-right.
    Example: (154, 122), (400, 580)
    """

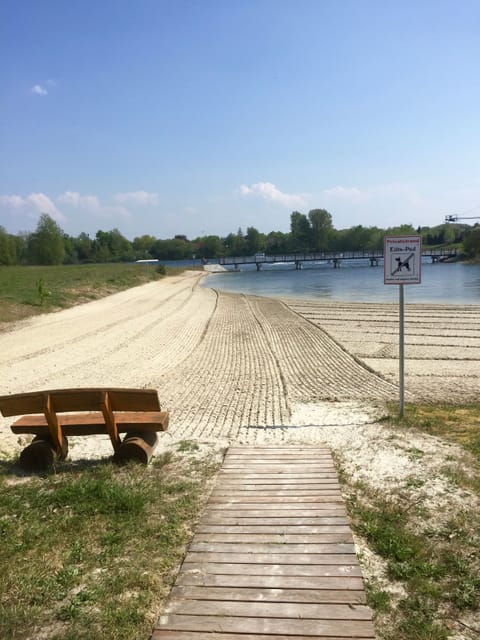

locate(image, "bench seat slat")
(10, 411), (169, 436)
(0, 388), (161, 417)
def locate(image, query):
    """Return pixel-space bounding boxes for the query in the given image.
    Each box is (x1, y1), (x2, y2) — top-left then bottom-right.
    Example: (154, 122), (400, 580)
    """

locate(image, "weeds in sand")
(341, 405), (480, 638)
(344, 477), (480, 639)
(385, 402), (480, 462)
(0, 451), (219, 640)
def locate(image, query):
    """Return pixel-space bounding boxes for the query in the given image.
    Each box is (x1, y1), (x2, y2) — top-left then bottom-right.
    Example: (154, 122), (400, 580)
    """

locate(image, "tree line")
(0, 209), (478, 266)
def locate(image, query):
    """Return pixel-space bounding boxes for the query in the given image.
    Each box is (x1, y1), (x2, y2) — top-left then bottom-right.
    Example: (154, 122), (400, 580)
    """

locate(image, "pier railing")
(218, 248), (457, 269)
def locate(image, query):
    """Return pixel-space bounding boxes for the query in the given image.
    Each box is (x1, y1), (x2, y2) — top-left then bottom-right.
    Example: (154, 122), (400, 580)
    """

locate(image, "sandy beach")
(1, 269), (479, 445)
(1, 267), (479, 492)
(1, 269), (479, 478)
(1, 269), (479, 460)
(1, 270), (479, 637)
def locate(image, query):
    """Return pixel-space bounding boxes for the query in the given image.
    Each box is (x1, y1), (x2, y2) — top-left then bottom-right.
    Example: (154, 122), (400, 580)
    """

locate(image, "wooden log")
(113, 431), (158, 464)
(18, 434), (68, 471)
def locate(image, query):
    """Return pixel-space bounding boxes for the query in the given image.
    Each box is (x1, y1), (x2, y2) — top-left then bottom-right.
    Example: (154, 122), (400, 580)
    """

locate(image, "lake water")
(203, 261), (480, 304)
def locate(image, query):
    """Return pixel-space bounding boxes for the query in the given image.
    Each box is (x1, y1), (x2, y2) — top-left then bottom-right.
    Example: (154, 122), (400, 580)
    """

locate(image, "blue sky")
(1, 0), (480, 240)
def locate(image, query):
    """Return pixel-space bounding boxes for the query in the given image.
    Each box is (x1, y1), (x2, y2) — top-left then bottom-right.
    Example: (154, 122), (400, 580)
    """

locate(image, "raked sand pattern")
(0, 270), (479, 458)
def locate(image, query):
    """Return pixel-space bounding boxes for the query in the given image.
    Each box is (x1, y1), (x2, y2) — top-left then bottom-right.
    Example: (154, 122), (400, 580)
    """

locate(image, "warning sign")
(384, 235), (422, 285)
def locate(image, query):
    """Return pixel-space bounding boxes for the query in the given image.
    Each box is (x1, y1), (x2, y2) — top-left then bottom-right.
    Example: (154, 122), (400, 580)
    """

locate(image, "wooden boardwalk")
(151, 446), (376, 639)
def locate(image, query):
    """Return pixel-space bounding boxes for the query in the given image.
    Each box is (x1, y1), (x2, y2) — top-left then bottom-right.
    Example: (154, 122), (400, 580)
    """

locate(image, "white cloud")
(58, 191), (102, 211)
(323, 183), (428, 209)
(57, 191), (130, 219)
(0, 192), (65, 223)
(31, 84), (48, 96)
(317, 182), (444, 229)
(240, 182), (307, 208)
(114, 191), (159, 206)
(0, 193), (64, 220)
(323, 186), (367, 204)
(0, 194), (25, 208)
(27, 193), (65, 221)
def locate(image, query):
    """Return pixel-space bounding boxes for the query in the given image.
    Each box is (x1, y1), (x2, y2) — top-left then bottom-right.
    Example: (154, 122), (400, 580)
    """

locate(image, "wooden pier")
(218, 248), (457, 270)
(151, 446), (376, 639)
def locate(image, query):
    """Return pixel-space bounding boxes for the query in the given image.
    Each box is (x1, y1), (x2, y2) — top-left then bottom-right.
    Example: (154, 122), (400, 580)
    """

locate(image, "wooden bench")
(0, 388), (169, 470)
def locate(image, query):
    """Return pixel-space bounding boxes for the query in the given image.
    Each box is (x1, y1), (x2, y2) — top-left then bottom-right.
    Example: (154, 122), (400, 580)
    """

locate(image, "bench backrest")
(0, 388), (161, 417)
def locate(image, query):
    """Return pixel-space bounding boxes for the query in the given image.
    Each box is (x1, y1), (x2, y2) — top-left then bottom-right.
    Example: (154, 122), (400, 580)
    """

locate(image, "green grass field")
(0, 446), (220, 640)
(0, 263), (170, 324)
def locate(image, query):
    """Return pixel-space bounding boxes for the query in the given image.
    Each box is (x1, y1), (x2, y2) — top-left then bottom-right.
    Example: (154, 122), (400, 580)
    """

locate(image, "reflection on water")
(204, 262), (480, 304)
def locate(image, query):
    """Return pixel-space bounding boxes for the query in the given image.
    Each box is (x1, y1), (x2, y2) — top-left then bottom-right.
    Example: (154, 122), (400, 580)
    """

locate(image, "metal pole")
(399, 283), (405, 417)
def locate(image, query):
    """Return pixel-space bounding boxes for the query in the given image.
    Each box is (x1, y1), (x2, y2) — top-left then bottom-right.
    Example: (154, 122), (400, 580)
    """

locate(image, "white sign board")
(384, 235), (422, 285)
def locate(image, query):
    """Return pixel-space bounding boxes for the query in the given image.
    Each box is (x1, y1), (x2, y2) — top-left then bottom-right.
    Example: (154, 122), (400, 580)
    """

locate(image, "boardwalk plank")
(165, 600), (372, 619)
(195, 525), (352, 534)
(207, 496), (346, 504)
(199, 516), (350, 525)
(152, 633), (373, 640)
(202, 509), (347, 518)
(175, 573), (367, 590)
(210, 490), (343, 497)
(180, 562), (363, 576)
(170, 585), (366, 604)
(193, 533), (354, 543)
(151, 446), (375, 640)
(184, 552), (358, 564)
(205, 500), (345, 507)
(155, 614), (375, 637)
(188, 542), (355, 553)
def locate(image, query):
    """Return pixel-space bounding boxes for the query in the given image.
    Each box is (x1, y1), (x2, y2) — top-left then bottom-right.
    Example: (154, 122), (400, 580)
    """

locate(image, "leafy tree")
(93, 229), (133, 262)
(463, 225), (480, 258)
(151, 238), (192, 260)
(330, 225), (383, 251)
(308, 209), (333, 251)
(245, 226), (264, 255)
(224, 229), (246, 256)
(385, 223), (417, 236)
(63, 234), (79, 264)
(290, 211), (311, 252)
(75, 232), (94, 262)
(266, 230), (289, 254)
(133, 234), (157, 259)
(27, 214), (65, 265)
(0, 226), (18, 265)
(422, 224), (457, 246)
(194, 235), (224, 259)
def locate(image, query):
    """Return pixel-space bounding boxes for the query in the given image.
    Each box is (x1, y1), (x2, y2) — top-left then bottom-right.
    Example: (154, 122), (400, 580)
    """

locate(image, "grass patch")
(384, 402), (480, 461)
(340, 403), (480, 639)
(0, 450), (219, 639)
(347, 487), (480, 639)
(0, 263), (184, 325)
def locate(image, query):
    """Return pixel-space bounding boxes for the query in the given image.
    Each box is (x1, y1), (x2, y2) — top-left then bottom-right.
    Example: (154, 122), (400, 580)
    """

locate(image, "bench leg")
(113, 431), (158, 465)
(19, 435), (69, 471)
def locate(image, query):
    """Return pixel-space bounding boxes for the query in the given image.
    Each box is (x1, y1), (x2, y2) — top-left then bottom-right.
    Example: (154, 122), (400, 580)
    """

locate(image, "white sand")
(1, 270), (479, 463)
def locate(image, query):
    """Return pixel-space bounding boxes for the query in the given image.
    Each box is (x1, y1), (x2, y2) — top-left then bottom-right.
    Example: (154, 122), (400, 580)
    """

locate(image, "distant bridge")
(218, 248), (458, 270)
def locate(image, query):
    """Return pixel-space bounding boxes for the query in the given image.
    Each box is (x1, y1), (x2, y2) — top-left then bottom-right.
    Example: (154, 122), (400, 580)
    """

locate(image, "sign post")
(384, 235), (422, 416)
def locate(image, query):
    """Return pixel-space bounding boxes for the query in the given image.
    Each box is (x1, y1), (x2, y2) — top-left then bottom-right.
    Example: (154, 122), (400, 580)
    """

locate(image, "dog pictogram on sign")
(384, 236), (422, 285)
